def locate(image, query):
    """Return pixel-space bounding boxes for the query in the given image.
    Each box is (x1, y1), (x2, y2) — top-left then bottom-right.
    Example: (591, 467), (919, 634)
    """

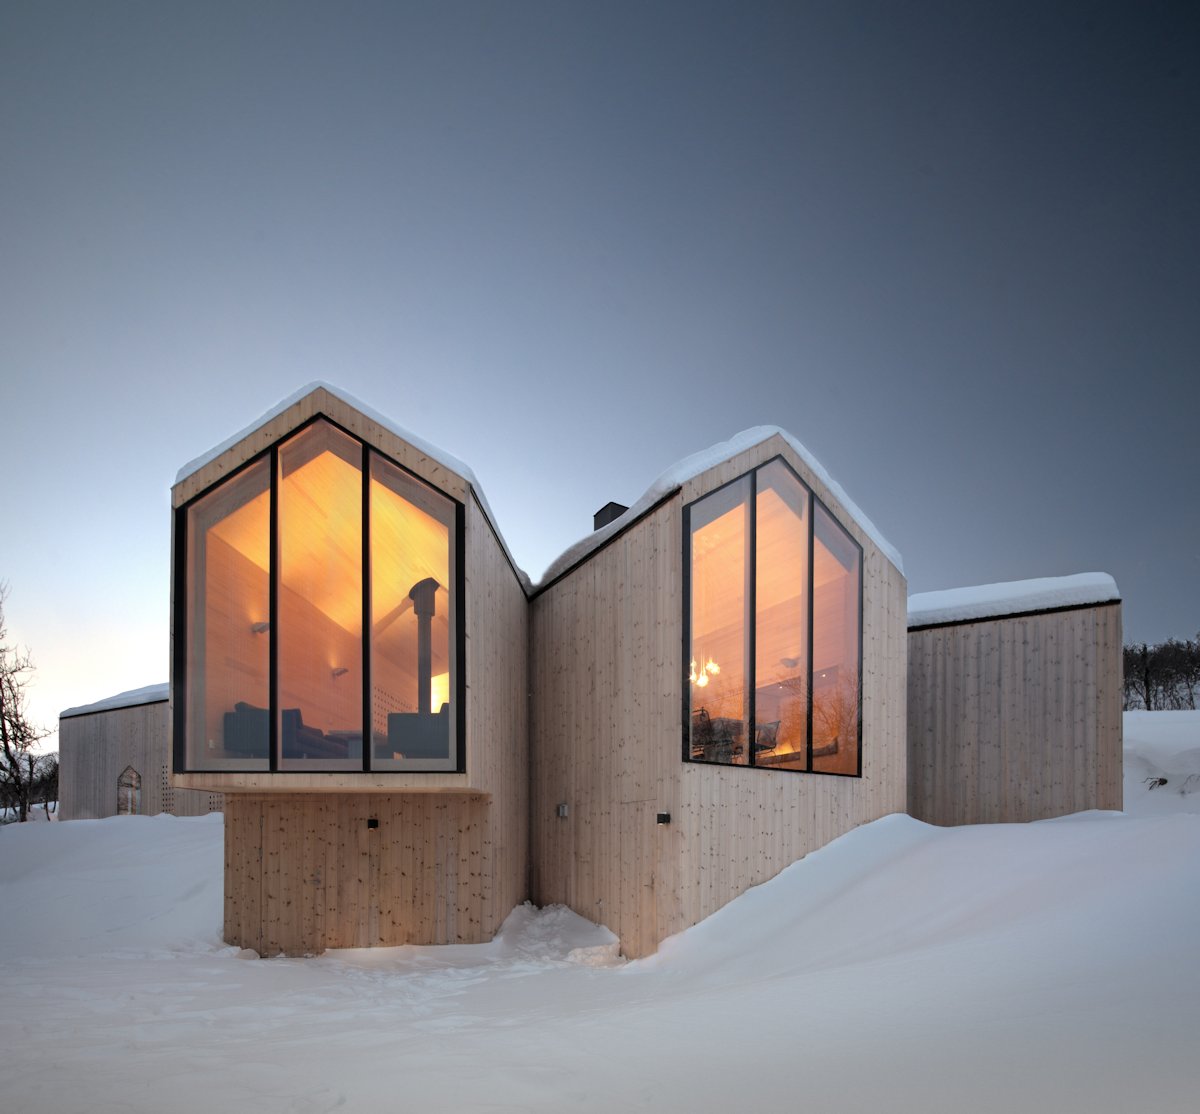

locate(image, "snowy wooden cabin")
(59, 685), (221, 819)
(906, 574), (1123, 825)
(529, 429), (907, 957)
(167, 384), (905, 957)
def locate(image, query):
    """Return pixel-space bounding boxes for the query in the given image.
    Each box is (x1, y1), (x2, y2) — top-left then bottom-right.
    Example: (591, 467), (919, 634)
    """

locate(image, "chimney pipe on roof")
(593, 501), (628, 532)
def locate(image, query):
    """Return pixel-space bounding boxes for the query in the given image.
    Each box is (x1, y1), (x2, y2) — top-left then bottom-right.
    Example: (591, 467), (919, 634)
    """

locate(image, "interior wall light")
(331, 667), (349, 680)
(250, 621), (270, 634)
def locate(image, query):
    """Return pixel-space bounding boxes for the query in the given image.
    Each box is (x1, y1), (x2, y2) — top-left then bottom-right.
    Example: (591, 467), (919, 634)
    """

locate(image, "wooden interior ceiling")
(691, 488), (856, 694)
(208, 450), (451, 653)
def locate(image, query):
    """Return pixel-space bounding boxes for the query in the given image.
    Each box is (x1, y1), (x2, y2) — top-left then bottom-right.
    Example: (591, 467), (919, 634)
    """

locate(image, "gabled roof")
(907, 572), (1120, 629)
(534, 426), (903, 589)
(173, 382), (529, 590)
(174, 384), (902, 595)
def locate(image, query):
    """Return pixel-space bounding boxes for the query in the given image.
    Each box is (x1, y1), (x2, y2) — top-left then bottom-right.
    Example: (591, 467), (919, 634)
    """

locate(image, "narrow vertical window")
(277, 421), (364, 770)
(117, 766), (142, 815)
(186, 458), (270, 770)
(811, 503), (861, 775)
(370, 453), (457, 770)
(754, 460), (810, 770)
(687, 476), (751, 765)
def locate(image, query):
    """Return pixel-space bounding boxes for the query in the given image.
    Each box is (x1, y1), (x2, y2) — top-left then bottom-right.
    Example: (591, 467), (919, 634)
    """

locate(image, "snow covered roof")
(61, 682), (169, 719)
(174, 384), (901, 597)
(534, 426), (903, 590)
(908, 573), (1120, 629)
(173, 382), (530, 591)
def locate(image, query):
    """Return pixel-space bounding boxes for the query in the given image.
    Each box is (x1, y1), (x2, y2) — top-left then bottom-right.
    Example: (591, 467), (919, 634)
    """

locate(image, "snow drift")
(2, 714), (1198, 1113)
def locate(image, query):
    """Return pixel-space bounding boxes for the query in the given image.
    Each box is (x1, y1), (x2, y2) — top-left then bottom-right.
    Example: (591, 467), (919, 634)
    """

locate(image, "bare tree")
(0, 584), (49, 822)
(1123, 636), (1200, 711)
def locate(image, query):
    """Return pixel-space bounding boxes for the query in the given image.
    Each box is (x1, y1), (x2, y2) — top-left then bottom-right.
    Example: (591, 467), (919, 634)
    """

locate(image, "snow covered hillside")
(2, 713), (1198, 1113)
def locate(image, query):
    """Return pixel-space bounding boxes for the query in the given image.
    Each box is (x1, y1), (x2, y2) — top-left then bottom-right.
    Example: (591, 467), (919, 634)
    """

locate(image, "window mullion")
(747, 469), (757, 766)
(362, 445), (372, 773)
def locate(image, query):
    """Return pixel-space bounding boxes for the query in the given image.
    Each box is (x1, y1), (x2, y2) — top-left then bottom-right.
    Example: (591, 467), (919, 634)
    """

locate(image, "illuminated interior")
(687, 458), (861, 774)
(183, 418), (458, 772)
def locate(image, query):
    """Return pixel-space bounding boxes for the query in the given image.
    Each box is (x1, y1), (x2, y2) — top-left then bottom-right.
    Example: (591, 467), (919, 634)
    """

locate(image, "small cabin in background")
(58, 383), (1123, 959)
(906, 574), (1123, 826)
(58, 685), (221, 819)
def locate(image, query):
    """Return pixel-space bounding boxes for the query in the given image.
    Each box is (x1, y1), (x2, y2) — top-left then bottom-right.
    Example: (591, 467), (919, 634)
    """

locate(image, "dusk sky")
(2, 2), (1197, 751)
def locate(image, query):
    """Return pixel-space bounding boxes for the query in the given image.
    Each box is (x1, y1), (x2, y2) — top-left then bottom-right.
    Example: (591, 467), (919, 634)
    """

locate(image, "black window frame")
(172, 412), (467, 775)
(681, 454), (864, 778)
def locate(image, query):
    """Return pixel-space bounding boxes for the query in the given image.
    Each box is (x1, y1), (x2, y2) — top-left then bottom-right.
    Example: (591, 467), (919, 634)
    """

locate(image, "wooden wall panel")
(906, 601), (1123, 826)
(223, 792), (491, 954)
(531, 433), (907, 959)
(529, 497), (683, 953)
(463, 494), (530, 938)
(59, 701), (221, 820)
(216, 492), (528, 955)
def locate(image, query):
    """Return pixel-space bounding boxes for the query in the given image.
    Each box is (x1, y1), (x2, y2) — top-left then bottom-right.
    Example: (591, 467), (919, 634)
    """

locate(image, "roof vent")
(593, 502), (628, 532)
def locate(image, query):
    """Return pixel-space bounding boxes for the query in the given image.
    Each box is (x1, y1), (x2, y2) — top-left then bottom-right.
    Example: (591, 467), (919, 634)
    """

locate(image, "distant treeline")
(1124, 639), (1200, 710)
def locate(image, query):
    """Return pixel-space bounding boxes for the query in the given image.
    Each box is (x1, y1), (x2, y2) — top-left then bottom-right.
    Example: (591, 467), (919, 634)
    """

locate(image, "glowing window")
(177, 418), (461, 773)
(684, 457), (861, 775)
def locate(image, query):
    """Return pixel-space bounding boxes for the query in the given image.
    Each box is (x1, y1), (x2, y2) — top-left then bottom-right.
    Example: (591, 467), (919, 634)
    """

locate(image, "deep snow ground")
(2, 713), (1198, 1113)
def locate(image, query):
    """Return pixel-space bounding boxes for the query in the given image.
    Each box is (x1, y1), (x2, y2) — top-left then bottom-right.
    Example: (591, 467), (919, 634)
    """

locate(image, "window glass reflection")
(277, 421), (363, 769)
(754, 461), (810, 771)
(186, 457), (270, 770)
(370, 453), (456, 770)
(812, 503), (861, 775)
(688, 477), (750, 766)
(683, 458), (862, 776)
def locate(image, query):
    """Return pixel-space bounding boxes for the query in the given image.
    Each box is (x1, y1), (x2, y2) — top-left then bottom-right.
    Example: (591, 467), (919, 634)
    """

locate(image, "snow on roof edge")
(61, 683), (169, 719)
(533, 426), (903, 590)
(173, 382), (532, 593)
(907, 572), (1120, 628)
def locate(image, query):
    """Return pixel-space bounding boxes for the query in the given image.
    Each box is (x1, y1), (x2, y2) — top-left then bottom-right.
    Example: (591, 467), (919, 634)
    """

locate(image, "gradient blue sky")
(2, 1), (1197, 751)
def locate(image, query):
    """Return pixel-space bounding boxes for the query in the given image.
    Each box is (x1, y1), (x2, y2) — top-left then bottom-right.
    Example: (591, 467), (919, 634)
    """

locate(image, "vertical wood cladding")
(223, 792), (489, 953)
(906, 602), (1123, 826)
(220, 493), (528, 954)
(530, 434), (908, 959)
(59, 700), (220, 819)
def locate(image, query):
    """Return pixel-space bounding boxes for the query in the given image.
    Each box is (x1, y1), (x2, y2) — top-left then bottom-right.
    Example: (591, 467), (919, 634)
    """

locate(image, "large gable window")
(178, 417), (463, 773)
(684, 457), (862, 776)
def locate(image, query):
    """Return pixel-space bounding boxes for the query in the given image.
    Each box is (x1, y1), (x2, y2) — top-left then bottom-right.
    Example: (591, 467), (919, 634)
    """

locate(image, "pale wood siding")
(219, 493), (528, 954)
(59, 701), (220, 820)
(463, 493), (530, 937)
(906, 602), (1123, 826)
(529, 496), (683, 954)
(223, 792), (490, 953)
(530, 434), (907, 959)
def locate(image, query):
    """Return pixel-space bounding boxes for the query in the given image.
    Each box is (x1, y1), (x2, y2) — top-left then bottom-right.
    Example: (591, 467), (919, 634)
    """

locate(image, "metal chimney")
(593, 501), (628, 531)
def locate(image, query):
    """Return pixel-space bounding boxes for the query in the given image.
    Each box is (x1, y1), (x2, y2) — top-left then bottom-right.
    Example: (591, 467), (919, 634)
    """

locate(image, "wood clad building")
(906, 575), (1123, 826)
(59, 686), (222, 819)
(161, 385), (907, 957)
(170, 386), (527, 955)
(59, 383), (1122, 960)
(529, 433), (908, 958)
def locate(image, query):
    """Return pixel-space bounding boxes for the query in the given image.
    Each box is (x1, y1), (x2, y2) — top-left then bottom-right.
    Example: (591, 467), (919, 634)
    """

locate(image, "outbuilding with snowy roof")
(907, 573), (1123, 826)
